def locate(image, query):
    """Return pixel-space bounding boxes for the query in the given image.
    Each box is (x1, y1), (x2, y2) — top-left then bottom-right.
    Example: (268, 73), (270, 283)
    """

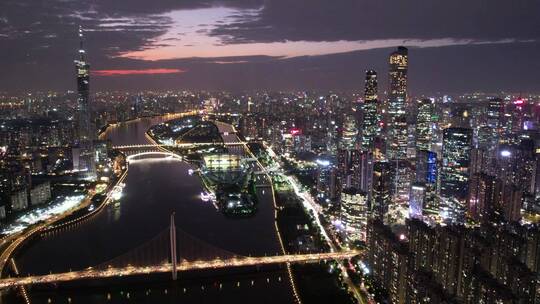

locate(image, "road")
(265, 144), (369, 304)
(0, 194), (93, 277)
(211, 120), (304, 303)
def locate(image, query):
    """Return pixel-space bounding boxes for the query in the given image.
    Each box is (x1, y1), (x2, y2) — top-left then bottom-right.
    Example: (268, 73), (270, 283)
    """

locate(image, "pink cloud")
(92, 68), (186, 76)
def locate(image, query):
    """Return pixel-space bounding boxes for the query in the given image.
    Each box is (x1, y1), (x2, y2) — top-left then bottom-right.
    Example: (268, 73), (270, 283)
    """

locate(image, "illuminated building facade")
(496, 144), (536, 194)
(366, 219), (409, 304)
(394, 161), (414, 200)
(316, 157), (338, 204)
(350, 150), (373, 196)
(387, 46), (408, 160)
(372, 161), (391, 220)
(406, 219), (539, 303)
(201, 154), (250, 186)
(416, 150), (438, 216)
(416, 150), (437, 185)
(409, 183), (426, 219)
(340, 114), (358, 150)
(415, 99), (434, 151)
(361, 70), (380, 151)
(340, 188), (368, 242)
(440, 127), (472, 222)
(337, 149), (354, 190)
(487, 98), (504, 128)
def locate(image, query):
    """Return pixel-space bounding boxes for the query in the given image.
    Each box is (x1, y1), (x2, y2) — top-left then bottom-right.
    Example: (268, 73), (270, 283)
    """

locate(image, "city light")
(0, 195), (85, 236)
(290, 128), (302, 135)
(0, 4), (538, 302)
(315, 159), (331, 166)
(514, 98), (525, 105)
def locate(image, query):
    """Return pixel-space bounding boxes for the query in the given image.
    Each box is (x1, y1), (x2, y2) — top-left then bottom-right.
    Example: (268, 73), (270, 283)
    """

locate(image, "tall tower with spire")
(75, 25), (92, 142)
(73, 26), (96, 178)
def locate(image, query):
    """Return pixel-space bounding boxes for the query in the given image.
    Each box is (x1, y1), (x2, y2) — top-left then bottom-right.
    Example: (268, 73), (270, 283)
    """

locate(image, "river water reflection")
(9, 117), (294, 303)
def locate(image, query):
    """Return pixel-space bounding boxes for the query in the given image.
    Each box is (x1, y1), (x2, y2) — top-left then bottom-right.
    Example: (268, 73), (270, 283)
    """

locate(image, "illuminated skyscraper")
(361, 70), (380, 151)
(409, 183), (426, 219)
(340, 114), (358, 150)
(415, 99), (434, 151)
(75, 26), (92, 142)
(340, 188), (368, 242)
(372, 161), (391, 220)
(364, 70), (377, 102)
(416, 150), (438, 217)
(487, 98), (503, 129)
(440, 127), (472, 222)
(387, 46), (408, 160)
(316, 157), (338, 204)
(73, 26), (96, 178)
(350, 150), (374, 196)
(416, 150), (437, 185)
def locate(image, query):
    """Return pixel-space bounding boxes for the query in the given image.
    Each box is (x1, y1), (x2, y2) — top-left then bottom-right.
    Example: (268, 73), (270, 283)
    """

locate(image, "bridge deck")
(0, 251), (359, 289)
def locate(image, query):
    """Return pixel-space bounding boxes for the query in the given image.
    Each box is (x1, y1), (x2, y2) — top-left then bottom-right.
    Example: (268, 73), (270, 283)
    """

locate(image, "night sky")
(1, 0), (539, 93)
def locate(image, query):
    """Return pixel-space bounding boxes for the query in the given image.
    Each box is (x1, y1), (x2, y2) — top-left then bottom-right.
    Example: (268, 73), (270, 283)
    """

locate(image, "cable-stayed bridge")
(0, 215), (360, 290)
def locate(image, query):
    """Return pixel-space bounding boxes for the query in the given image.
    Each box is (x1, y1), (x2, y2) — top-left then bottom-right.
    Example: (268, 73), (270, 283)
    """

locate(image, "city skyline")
(2, 2), (540, 304)
(1, 0), (539, 93)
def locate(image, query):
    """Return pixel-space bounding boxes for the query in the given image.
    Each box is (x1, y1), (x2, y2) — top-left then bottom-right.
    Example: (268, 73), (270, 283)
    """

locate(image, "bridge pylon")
(170, 213), (177, 280)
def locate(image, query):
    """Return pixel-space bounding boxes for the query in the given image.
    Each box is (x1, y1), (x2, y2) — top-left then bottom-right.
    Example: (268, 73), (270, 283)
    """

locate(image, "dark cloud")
(0, 0), (539, 93)
(210, 0), (540, 43)
(91, 0), (262, 15)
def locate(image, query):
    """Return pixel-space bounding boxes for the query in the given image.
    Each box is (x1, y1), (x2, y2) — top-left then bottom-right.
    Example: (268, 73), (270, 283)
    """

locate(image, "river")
(7, 116), (294, 303)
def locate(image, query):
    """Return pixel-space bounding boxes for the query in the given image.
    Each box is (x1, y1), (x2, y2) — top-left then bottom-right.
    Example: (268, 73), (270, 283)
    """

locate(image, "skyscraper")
(340, 114), (358, 150)
(387, 46), (409, 160)
(416, 150), (438, 217)
(350, 150), (374, 196)
(409, 183), (426, 219)
(75, 26), (92, 143)
(440, 127), (473, 222)
(415, 99), (434, 151)
(73, 26), (96, 178)
(340, 188), (369, 242)
(467, 173), (497, 222)
(372, 161), (391, 220)
(416, 150), (437, 185)
(361, 70), (380, 151)
(316, 157), (338, 204)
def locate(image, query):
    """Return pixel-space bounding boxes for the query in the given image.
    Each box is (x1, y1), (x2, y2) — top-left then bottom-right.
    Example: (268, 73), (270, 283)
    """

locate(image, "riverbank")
(8, 113), (294, 303)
